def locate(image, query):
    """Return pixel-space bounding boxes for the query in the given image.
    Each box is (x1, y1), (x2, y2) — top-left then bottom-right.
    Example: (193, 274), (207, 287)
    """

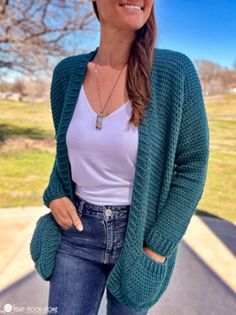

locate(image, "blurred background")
(0, 1), (235, 314)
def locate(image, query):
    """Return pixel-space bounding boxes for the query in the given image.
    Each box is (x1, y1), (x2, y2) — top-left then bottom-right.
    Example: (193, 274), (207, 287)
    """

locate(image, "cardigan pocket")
(29, 212), (62, 281)
(120, 247), (168, 308)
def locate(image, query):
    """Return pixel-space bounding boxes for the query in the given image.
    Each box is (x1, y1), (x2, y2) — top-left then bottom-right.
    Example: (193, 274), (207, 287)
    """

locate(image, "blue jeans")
(47, 194), (148, 315)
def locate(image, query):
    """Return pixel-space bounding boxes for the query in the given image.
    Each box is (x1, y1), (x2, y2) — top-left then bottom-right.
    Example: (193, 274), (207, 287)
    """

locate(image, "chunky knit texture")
(30, 212), (62, 280)
(35, 46), (209, 312)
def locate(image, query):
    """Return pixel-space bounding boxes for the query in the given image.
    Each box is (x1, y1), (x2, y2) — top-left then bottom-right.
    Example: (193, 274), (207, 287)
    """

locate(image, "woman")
(42, 0), (209, 314)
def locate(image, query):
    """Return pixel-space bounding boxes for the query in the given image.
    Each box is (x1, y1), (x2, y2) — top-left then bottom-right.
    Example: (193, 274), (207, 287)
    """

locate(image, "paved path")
(0, 207), (235, 314)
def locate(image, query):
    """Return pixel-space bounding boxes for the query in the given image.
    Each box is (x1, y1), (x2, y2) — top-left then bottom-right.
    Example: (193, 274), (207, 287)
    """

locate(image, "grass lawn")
(200, 93), (236, 222)
(0, 99), (56, 208)
(0, 94), (235, 222)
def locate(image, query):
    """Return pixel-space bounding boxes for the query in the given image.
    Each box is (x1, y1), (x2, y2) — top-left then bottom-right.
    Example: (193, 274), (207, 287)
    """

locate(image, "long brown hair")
(92, 1), (157, 127)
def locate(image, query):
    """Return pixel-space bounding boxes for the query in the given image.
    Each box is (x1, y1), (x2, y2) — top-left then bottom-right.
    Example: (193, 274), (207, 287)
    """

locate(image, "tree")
(194, 59), (236, 96)
(0, 0), (97, 79)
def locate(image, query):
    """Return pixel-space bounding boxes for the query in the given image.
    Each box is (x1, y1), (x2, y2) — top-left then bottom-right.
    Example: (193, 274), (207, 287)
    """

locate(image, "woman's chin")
(121, 18), (144, 30)
(118, 13), (144, 26)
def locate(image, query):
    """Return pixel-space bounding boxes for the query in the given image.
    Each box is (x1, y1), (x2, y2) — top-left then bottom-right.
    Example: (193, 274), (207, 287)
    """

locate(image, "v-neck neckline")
(81, 84), (130, 120)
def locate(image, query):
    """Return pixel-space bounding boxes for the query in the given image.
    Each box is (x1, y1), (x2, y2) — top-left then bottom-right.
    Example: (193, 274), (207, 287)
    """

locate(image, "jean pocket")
(120, 247), (168, 308)
(61, 224), (76, 232)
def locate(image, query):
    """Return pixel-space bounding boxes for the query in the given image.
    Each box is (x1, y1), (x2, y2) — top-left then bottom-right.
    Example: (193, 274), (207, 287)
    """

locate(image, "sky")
(3, 0), (235, 83)
(154, 0), (236, 68)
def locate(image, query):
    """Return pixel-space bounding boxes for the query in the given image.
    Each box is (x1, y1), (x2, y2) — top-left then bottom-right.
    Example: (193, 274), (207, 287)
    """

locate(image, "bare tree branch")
(0, 0), (98, 79)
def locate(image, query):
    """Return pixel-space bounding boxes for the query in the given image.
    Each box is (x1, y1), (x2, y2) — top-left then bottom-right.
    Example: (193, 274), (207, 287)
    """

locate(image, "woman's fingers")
(49, 196), (83, 230)
(67, 206), (84, 231)
(143, 246), (166, 263)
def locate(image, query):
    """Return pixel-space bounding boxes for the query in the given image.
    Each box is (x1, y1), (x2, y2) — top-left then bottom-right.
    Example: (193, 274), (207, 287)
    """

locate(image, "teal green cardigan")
(42, 47), (209, 312)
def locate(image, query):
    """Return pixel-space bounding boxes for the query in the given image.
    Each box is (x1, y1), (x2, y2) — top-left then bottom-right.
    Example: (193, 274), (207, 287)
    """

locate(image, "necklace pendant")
(96, 113), (103, 130)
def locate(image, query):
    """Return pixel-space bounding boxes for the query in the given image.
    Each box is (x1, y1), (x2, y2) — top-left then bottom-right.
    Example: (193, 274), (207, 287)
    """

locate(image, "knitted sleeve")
(42, 61), (70, 208)
(145, 57), (210, 257)
(49, 61), (70, 140)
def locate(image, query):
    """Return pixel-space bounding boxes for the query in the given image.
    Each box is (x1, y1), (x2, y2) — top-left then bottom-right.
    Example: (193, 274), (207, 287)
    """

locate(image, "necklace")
(94, 58), (127, 130)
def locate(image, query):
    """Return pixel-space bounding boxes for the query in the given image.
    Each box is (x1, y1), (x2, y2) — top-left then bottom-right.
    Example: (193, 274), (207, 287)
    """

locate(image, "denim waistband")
(73, 194), (130, 220)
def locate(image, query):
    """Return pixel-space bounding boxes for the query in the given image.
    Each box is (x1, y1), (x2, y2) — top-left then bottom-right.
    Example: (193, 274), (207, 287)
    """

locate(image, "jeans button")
(105, 208), (112, 216)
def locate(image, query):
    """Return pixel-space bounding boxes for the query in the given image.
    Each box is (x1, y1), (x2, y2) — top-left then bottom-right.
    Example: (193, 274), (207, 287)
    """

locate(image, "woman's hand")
(143, 246), (166, 263)
(49, 197), (83, 231)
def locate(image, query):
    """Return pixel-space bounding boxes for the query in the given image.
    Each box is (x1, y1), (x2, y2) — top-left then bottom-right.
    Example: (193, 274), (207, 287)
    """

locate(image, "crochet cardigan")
(42, 46), (209, 312)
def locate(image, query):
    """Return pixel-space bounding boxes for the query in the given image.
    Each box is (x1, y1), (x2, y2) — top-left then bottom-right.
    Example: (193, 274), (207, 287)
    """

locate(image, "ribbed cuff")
(43, 184), (68, 209)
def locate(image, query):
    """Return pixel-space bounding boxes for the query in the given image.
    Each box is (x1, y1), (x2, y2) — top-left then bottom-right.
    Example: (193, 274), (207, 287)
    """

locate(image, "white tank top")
(66, 84), (139, 205)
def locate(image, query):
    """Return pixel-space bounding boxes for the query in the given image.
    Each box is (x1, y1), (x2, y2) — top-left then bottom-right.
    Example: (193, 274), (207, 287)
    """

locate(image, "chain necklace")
(94, 58), (127, 130)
